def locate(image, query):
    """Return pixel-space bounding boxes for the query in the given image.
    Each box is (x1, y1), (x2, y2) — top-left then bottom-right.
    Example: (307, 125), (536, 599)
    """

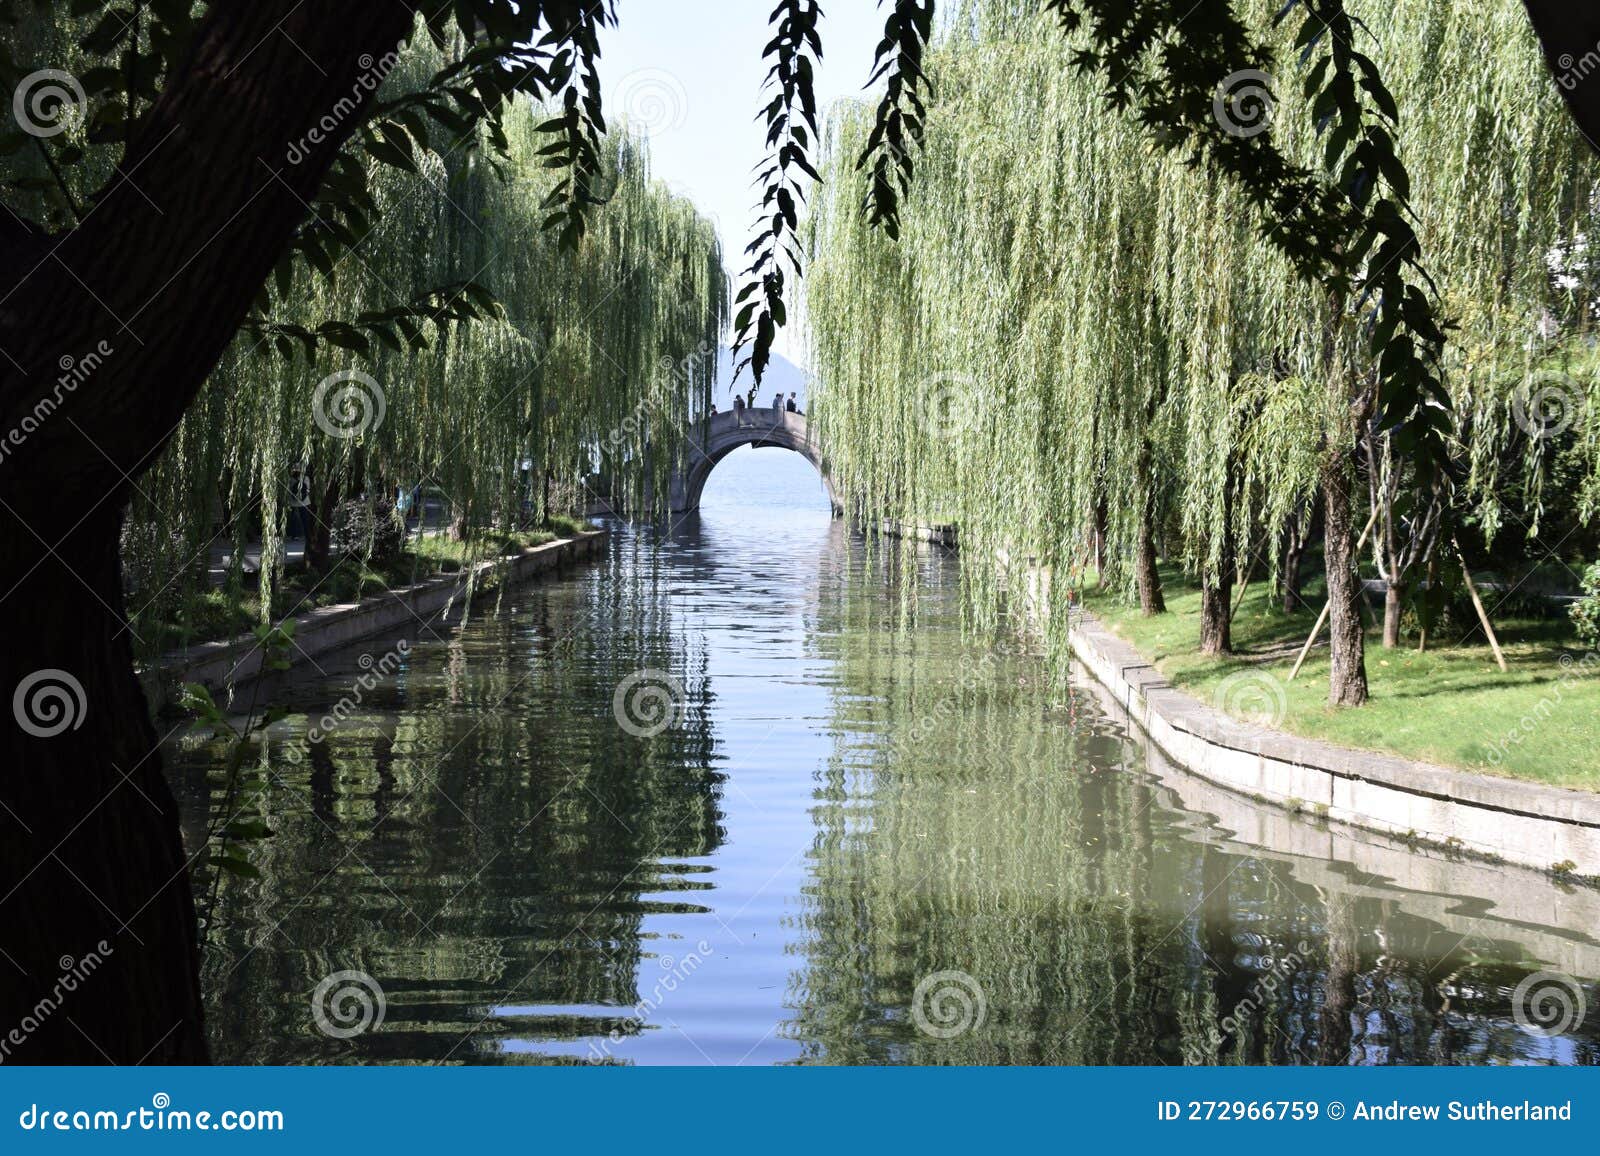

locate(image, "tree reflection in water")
(170, 524), (1599, 1065)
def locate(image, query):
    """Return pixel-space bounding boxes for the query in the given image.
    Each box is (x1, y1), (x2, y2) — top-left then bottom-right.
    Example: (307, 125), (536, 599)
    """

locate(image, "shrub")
(328, 499), (405, 564)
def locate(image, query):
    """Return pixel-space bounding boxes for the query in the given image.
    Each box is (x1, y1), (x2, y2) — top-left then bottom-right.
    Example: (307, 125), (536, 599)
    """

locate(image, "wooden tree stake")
(1455, 537), (1508, 673)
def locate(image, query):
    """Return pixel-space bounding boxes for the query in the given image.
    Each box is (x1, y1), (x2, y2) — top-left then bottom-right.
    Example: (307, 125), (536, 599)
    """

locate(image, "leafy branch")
(733, 0), (824, 389)
(535, 1), (615, 250)
(242, 280), (503, 362)
(857, 0), (936, 240)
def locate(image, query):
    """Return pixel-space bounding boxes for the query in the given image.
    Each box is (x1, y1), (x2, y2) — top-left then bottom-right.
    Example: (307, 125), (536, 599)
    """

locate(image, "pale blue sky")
(598, 2), (886, 363)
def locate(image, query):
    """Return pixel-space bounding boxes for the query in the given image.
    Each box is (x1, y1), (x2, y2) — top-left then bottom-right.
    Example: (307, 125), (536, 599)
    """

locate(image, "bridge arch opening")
(668, 409), (840, 516)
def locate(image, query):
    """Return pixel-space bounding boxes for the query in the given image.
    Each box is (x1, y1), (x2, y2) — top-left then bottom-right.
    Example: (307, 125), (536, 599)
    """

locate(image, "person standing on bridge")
(772, 392), (783, 414)
(786, 392), (799, 414)
(732, 394), (744, 412)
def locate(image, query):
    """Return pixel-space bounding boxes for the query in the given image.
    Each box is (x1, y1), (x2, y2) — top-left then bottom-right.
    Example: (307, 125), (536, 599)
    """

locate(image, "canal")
(169, 448), (1600, 1064)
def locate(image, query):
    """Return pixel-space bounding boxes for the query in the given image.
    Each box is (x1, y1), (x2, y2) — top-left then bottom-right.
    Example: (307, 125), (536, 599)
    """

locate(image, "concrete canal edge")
(1065, 611), (1600, 881)
(1071, 661), (1600, 978)
(874, 519), (1600, 881)
(144, 528), (609, 705)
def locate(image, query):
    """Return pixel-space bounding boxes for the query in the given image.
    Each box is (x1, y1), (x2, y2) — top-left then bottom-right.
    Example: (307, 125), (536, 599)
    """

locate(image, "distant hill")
(713, 347), (810, 411)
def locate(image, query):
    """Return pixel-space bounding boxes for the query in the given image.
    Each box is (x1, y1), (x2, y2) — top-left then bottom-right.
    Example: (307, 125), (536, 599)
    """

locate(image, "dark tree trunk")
(1199, 513), (1235, 655)
(0, 1), (416, 1062)
(1279, 497), (1318, 614)
(1524, 3), (1600, 153)
(1136, 515), (1166, 616)
(1091, 498), (1108, 582)
(0, 507), (206, 1062)
(1323, 460), (1370, 707)
(1281, 531), (1305, 613)
(306, 476), (342, 574)
(1199, 570), (1234, 655)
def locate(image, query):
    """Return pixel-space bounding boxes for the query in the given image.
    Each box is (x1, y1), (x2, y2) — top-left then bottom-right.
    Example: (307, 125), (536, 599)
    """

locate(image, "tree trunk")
(1091, 498), (1108, 583)
(0, 507), (206, 1062)
(1281, 531), (1304, 612)
(1199, 570), (1234, 655)
(1524, 3), (1600, 154)
(1136, 516), (1166, 616)
(1382, 581), (1405, 649)
(1323, 460), (1370, 707)
(0, 2), (416, 1062)
(306, 475), (342, 574)
(1199, 513), (1235, 655)
(1280, 498), (1317, 614)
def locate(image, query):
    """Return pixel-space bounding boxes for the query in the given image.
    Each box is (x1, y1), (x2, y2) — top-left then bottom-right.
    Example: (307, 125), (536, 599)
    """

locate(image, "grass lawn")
(141, 520), (590, 652)
(1089, 566), (1600, 791)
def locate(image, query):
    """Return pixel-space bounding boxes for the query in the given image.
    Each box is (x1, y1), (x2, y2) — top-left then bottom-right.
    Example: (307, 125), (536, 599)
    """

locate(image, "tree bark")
(0, 1), (416, 1062)
(1322, 459), (1370, 707)
(1382, 580), (1406, 649)
(1199, 569), (1234, 655)
(1199, 501), (1235, 655)
(1136, 514), (1166, 616)
(0, 506), (207, 1063)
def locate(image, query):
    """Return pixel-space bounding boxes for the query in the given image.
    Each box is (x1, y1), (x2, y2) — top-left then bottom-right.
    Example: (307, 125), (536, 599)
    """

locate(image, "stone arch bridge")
(668, 408), (839, 515)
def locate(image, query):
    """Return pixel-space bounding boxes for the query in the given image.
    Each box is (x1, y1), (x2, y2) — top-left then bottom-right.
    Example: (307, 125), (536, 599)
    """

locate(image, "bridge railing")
(704, 405), (807, 434)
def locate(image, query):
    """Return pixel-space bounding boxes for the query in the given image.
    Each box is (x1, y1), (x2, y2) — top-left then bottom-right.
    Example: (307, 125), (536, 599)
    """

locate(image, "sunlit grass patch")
(1090, 569), (1600, 790)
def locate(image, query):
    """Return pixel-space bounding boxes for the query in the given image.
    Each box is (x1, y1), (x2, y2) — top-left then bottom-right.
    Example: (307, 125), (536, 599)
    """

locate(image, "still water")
(171, 447), (1600, 1064)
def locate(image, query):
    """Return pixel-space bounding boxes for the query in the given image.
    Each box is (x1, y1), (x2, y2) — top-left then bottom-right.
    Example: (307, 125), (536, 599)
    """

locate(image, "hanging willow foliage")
(104, 33), (727, 656)
(806, 0), (1600, 678)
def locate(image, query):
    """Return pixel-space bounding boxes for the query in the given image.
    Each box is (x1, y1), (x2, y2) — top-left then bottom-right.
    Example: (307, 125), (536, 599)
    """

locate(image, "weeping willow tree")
(115, 36), (727, 659)
(0, 1), (725, 1064)
(807, 0), (1600, 701)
